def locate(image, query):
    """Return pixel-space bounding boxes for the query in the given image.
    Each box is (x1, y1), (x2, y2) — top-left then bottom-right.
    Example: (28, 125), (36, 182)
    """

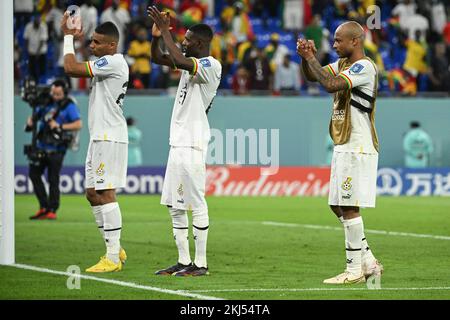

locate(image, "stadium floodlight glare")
(0, 0), (15, 265)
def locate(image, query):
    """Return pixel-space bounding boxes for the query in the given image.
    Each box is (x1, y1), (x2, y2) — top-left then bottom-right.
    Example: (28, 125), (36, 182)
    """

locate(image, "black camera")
(37, 121), (75, 148)
(24, 144), (46, 162)
(21, 77), (52, 108)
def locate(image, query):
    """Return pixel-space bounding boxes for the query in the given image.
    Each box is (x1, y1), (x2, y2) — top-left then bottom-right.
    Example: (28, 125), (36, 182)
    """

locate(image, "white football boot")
(323, 271), (365, 284)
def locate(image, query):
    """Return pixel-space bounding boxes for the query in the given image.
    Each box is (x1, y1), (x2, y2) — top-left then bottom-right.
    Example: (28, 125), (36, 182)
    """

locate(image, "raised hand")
(147, 6), (171, 35)
(307, 40), (318, 55)
(296, 38), (315, 59)
(61, 11), (82, 37)
(152, 21), (162, 37)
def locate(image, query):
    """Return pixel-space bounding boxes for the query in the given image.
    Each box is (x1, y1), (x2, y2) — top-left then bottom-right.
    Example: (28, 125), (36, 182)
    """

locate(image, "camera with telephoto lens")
(21, 77), (52, 108)
(21, 78), (76, 162)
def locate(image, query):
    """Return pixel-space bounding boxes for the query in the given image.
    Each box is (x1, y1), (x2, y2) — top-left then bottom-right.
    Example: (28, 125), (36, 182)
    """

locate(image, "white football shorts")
(85, 140), (128, 190)
(161, 146), (207, 211)
(328, 150), (378, 208)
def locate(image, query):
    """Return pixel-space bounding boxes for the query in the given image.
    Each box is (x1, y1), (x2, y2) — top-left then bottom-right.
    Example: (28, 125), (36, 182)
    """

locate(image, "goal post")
(0, 0), (15, 265)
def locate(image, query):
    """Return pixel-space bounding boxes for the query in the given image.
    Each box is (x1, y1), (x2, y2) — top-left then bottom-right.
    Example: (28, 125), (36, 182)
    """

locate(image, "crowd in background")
(14, 0), (450, 96)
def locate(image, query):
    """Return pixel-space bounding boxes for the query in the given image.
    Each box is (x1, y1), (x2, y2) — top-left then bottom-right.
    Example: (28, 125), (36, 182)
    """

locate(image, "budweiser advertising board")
(205, 166), (331, 197)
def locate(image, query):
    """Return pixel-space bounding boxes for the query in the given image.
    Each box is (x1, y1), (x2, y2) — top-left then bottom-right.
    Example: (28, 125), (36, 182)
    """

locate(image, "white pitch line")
(11, 264), (224, 300)
(186, 287), (450, 293)
(262, 221), (450, 241)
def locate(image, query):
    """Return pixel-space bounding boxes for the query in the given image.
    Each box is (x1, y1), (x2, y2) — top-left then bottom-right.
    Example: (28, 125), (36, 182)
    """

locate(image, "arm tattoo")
(305, 56), (348, 92)
(302, 59), (316, 82)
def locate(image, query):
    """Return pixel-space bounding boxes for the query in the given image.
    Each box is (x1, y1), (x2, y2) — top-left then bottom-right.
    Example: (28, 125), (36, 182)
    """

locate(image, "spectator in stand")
(403, 30), (428, 80)
(403, 121), (434, 168)
(443, 15), (450, 50)
(179, 0), (207, 28)
(221, 1), (254, 44)
(283, 0), (312, 33)
(127, 117), (143, 167)
(204, 0), (215, 17)
(245, 47), (272, 93)
(304, 14), (331, 65)
(237, 34), (256, 65)
(100, 0), (131, 53)
(153, 0), (176, 9)
(251, 0), (280, 27)
(80, 0), (99, 41)
(304, 15), (323, 58)
(210, 25), (237, 80)
(333, 0), (357, 19)
(303, 17), (331, 95)
(128, 27), (152, 89)
(265, 33), (290, 73)
(24, 14), (48, 82)
(402, 10), (429, 42)
(45, 1), (64, 40)
(274, 54), (301, 95)
(392, 0), (417, 28)
(232, 65), (250, 95)
(430, 0), (447, 36)
(428, 42), (450, 93)
(129, 2), (154, 35)
(14, 0), (34, 29)
(46, 1), (64, 76)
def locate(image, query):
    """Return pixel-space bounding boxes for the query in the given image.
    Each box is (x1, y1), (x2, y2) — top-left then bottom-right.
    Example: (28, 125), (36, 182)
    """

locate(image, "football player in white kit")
(61, 13), (128, 272)
(298, 21), (383, 284)
(148, 6), (221, 276)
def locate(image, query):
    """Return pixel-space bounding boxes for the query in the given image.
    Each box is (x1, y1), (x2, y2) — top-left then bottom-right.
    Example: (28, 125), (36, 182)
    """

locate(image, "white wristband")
(63, 35), (75, 56)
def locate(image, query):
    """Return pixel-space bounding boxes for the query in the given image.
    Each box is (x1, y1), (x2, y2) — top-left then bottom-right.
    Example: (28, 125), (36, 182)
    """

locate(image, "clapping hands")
(60, 11), (83, 40)
(147, 6), (171, 37)
(296, 39), (317, 59)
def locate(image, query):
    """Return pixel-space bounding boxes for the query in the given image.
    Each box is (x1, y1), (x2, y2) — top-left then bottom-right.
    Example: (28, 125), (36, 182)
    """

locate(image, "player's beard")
(182, 45), (195, 58)
(336, 48), (350, 58)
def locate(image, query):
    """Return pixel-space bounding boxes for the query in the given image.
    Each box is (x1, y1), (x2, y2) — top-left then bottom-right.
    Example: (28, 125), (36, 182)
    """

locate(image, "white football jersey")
(169, 56), (222, 150)
(86, 54), (129, 143)
(327, 58), (378, 154)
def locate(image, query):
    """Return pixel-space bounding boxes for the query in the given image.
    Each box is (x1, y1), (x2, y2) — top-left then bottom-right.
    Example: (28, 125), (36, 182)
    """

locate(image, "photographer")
(26, 79), (82, 220)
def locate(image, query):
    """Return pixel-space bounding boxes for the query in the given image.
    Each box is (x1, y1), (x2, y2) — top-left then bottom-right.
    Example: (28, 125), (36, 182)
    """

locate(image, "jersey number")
(116, 82), (129, 108)
(178, 83), (188, 105)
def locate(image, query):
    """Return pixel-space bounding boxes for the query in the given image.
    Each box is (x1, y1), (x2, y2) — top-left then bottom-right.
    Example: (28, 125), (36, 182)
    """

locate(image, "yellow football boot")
(119, 247), (127, 264)
(99, 248), (127, 265)
(85, 256), (122, 273)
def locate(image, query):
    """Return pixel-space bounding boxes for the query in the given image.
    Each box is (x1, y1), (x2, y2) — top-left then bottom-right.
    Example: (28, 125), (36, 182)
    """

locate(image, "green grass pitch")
(1, 195), (450, 300)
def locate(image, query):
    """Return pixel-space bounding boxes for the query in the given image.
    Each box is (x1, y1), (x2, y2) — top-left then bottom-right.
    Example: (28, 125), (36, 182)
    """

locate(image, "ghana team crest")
(341, 177), (352, 191)
(96, 163), (105, 176)
(177, 184), (184, 196)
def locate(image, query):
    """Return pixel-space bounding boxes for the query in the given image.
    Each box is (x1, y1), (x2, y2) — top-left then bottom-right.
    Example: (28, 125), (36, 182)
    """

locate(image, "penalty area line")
(262, 221), (450, 241)
(10, 263), (224, 300)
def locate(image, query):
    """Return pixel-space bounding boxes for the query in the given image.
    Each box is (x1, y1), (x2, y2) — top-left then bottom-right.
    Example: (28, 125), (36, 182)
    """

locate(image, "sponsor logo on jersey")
(349, 63), (364, 74)
(94, 57), (108, 68)
(96, 179), (104, 184)
(96, 162), (105, 176)
(199, 58), (211, 68)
